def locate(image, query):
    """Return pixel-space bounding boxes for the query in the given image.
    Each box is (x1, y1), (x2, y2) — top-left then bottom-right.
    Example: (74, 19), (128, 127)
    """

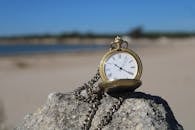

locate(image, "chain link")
(73, 69), (103, 130)
(73, 69), (100, 103)
(81, 92), (102, 130)
(73, 69), (124, 130)
(96, 97), (124, 130)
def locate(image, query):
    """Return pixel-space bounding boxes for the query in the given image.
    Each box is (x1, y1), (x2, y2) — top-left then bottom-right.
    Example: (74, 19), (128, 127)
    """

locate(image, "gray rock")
(16, 92), (183, 130)
(0, 100), (7, 130)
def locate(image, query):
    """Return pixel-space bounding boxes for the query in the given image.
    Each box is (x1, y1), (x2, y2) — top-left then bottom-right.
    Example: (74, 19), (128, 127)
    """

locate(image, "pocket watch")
(74, 36), (143, 130)
(99, 36), (142, 93)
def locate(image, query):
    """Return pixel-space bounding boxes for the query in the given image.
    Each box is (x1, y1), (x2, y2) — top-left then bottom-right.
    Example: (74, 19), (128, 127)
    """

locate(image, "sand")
(0, 38), (194, 129)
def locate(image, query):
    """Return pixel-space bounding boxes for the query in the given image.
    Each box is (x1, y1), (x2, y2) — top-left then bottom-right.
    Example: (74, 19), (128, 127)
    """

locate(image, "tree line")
(1, 27), (195, 39)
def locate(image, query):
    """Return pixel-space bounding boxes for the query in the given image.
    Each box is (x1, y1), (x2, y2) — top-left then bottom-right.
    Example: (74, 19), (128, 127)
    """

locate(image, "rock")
(0, 100), (7, 130)
(16, 92), (183, 130)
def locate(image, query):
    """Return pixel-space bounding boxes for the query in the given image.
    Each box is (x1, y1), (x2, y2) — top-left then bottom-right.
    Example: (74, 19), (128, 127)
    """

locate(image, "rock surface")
(16, 92), (183, 130)
(0, 100), (7, 130)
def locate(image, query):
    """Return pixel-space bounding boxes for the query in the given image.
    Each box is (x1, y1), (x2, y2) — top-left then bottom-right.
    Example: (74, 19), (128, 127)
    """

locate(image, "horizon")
(2, 29), (195, 38)
(0, 0), (195, 36)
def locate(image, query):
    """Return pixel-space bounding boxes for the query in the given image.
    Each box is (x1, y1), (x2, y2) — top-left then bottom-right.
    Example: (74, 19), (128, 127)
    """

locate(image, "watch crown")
(114, 36), (123, 44)
(111, 36), (128, 50)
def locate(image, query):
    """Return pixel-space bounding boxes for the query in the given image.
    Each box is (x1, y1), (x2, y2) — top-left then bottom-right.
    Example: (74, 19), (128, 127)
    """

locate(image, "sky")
(0, 0), (195, 36)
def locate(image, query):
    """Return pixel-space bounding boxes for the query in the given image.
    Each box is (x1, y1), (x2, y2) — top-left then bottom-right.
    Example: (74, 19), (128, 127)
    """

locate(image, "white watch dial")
(104, 52), (138, 81)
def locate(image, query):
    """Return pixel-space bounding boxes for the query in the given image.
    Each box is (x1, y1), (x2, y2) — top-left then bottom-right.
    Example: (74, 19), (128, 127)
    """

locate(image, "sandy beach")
(0, 38), (195, 129)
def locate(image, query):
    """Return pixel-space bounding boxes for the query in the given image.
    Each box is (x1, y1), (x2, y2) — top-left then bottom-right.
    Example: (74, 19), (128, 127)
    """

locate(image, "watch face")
(104, 52), (138, 81)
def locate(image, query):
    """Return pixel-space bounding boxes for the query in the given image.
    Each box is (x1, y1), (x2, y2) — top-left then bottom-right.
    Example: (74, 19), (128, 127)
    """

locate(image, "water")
(0, 44), (108, 56)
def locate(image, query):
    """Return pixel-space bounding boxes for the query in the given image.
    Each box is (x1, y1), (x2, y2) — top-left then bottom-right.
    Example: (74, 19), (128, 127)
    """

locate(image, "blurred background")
(0, 0), (195, 129)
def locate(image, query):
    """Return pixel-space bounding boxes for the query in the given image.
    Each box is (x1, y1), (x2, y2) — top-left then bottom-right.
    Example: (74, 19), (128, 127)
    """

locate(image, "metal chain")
(73, 69), (100, 103)
(96, 97), (124, 130)
(73, 69), (102, 130)
(81, 91), (103, 130)
(73, 69), (124, 130)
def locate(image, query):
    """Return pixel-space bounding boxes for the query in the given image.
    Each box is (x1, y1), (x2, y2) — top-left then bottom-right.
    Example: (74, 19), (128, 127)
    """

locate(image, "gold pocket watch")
(74, 36), (143, 129)
(99, 36), (143, 93)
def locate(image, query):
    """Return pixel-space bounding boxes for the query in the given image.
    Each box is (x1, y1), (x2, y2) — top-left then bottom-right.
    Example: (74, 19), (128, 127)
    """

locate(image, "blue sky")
(0, 0), (195, 36)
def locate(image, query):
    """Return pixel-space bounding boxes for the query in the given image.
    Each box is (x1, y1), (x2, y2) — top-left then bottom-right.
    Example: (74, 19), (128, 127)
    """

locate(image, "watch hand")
(114, 64), (122, 70)
(121, 68), (134, 75)
(113, 63), (133, 75)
